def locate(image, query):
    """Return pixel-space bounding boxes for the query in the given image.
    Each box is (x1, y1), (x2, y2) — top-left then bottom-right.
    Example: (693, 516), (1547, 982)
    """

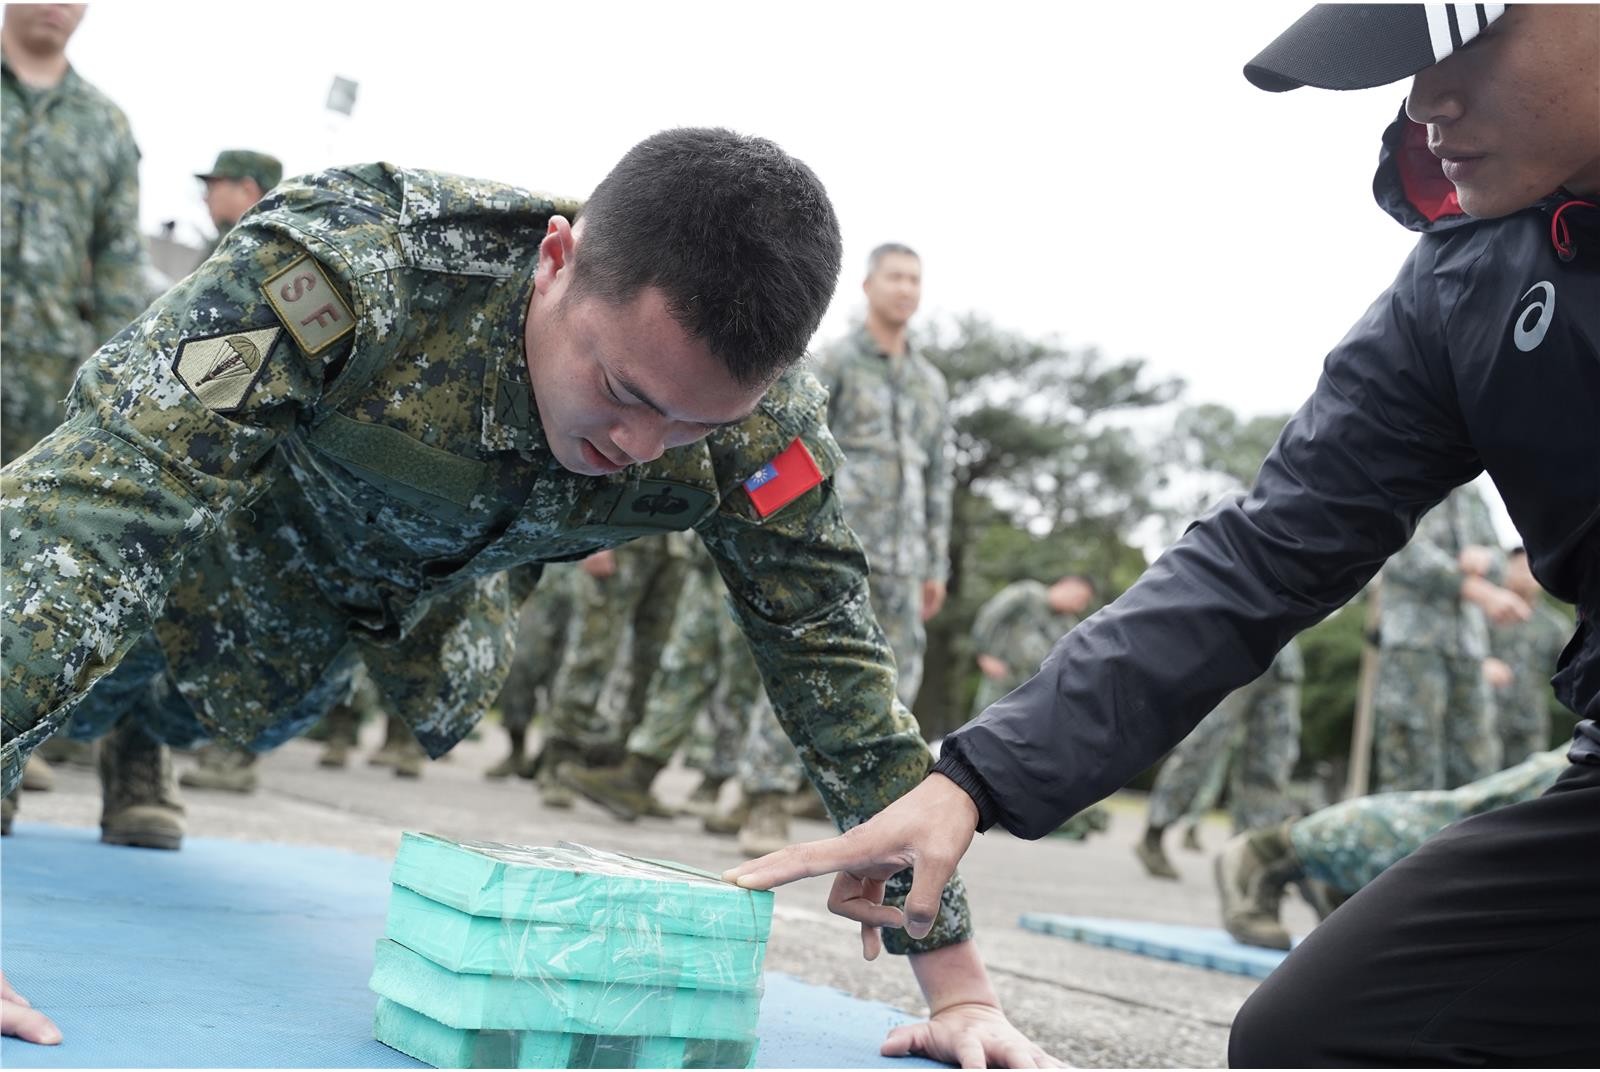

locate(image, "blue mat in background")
(0, 824), (940, 1068)
(1018, 913), (1293, 980)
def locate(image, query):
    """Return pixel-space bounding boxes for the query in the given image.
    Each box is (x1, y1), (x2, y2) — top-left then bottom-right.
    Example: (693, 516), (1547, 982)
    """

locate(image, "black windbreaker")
(934, 108), (1600, 838)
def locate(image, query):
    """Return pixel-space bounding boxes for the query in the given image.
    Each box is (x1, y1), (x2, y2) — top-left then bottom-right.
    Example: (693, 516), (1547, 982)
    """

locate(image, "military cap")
(196, 149), (284, 192)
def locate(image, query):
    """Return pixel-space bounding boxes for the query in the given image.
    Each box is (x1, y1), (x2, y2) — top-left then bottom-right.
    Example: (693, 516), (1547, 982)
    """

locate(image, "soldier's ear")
(534, 216), (577, 296)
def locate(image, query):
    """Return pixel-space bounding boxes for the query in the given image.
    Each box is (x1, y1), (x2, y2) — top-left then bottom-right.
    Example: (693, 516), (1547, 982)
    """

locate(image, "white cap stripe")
(1424, 5), (1455, 62)
(1483, 4), (1506, 25)
(1456, 3), (1483, 45)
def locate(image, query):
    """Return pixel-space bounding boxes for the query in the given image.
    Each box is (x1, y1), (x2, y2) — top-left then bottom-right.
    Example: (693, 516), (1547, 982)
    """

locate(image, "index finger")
(723, 833), (882, 890)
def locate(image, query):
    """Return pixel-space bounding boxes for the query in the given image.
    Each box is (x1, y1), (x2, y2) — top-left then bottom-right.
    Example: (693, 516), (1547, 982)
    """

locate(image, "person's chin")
(1451, 176), (1534, 220)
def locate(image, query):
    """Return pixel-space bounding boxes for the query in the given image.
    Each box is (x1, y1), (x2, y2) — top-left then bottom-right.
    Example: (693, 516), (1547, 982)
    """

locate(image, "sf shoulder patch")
(172, 327), (281, 412)
(262, 255), (356, 355)
(742, 438), (824, 518)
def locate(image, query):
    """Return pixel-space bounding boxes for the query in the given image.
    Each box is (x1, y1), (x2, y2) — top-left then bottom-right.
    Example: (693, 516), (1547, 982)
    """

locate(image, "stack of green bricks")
(370, 833), (774, 1068)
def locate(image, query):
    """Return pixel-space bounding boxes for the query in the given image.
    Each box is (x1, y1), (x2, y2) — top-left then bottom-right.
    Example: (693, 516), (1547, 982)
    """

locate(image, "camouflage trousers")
(546, 537), (690, 751)
(1291, 746), (1570, 895)
(870, 574), (925, 708)
(1497, 686), (1552, 769)
(1146, 675), (1301, 833)
(0, 350), (75, 466)
(1372, 647), (1500, 792)
(495, 565), (576, 734)
(626, 565), (802, 794)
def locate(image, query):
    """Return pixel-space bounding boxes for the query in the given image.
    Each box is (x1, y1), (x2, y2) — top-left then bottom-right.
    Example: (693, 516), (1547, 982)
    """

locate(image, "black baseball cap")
(1244, 3), (1507, 92)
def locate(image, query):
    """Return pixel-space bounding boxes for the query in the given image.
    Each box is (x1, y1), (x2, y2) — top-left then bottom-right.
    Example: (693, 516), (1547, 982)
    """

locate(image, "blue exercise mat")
(1, 824), (940, 1068)
(1018, 913), (1293, 980)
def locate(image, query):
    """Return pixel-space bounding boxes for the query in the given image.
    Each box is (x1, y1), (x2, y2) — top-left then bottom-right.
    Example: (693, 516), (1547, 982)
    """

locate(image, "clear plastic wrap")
(371, 834), (772, 1069)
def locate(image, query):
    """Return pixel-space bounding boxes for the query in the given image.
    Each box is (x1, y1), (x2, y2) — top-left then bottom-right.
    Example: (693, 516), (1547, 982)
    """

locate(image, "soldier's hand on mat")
(885, 1003), (1064, 1069)
(1482, 657), (1515, 689)
(580, 549), (618, 579)
(723, 773), (978, 955)
(1458, 545), (1495, 577)
(922, 580), (947, 622)
(976, 654), (1011, 681)
(1, 972), (61, 1045)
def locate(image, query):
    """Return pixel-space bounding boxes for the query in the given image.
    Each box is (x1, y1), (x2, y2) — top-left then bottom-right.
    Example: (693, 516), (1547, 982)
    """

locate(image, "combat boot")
(786, 782), (829, 821)
(737, 792), (792, 857)
(99, 720), (186, 851)
(1214, 821), (1303, 950)
(1134, 826), (1180, 879)
(179, 742), (259, 793)
(38, 736), (96, 769)
(22, 754), (55, 792)
(1180, 821), (1204, 853)
(2, 789), (18, 836)
(678, 775), (727, 818)
(559, 753), (669, 822)
(392, 735), (426, 779)
(318, 738), (352, 768)
(368, 715), (410, 768)
(535, 739), (580, 810)
(703, 793), (750, 837)
(485, 729), (527, 780)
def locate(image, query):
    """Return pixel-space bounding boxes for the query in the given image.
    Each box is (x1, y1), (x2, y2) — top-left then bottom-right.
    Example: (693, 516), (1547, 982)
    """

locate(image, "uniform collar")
(479, 265), (558, 462)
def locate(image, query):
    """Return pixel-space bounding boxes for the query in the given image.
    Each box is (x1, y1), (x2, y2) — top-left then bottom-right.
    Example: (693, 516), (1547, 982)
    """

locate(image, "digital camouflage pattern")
(545, 534), (690, 752)
(627, 544), (802, 795)
(1290, 745), (1569, 895)
(496, 562), (576, 734)
(0, 164), (969, 954)
(814, 326), (954, 706)
(1372, 483), (1504, 791)
(1145, 639), (1303, 833)
(2, 57), (152, 463)
(968, 579), (1081, 715)
(1490, 601), (1572, 764)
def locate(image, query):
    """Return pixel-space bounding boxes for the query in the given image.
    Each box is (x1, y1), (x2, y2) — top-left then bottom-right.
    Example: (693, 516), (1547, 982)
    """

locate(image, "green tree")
(913, 315), (1181, 738)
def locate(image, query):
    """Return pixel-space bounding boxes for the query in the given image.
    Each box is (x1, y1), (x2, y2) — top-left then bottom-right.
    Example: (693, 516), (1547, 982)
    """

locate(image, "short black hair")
(866, 242), (919, 276)
(572, 127), (842, 387)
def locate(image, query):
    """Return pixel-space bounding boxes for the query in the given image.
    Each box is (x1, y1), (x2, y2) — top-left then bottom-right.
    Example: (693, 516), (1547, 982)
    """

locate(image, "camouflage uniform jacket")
(1491, 601), (1573, 725)
(1377, 482), (1503, 658)
(814, 325), (953, 582)
(0, 164), (969, 953)
(1, 56), (150, 363)
(969, 580), (1079, 710)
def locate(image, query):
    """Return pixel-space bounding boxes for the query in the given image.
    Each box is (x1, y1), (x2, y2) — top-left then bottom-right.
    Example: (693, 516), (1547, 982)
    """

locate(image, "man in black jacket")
(731, 5), (1600, 1065)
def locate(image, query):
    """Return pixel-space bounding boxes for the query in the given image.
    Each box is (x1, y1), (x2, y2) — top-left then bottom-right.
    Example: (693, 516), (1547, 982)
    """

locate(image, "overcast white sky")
(61, 0), (1517, 539)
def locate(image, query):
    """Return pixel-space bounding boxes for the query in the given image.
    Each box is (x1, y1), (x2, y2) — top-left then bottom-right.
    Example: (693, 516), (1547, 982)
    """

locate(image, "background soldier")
(535, 535), (690, 807)
(815, 243), (953, 708)
(1489, 547), (1571, 765)
(196, 149), (283, 257)
(485, 563), (576, 779)
(2, 1), (152, 821)
(969, 574), (1095, 714)
(1217, 744), (1571, 950)
(1135, 639), (1304, 880)
(1371, 482), (1528, 791)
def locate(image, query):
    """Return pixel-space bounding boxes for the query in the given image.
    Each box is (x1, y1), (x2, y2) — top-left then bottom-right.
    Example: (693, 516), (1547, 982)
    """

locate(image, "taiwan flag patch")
(742, 438), (824, 518)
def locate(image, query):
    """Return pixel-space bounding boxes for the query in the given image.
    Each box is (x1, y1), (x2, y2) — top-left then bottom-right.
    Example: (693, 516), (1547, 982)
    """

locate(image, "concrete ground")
(12, 728), (1319, 1068)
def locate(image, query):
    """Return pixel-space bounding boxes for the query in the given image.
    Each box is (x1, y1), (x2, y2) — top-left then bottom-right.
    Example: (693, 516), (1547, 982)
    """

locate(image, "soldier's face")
(1406, 4), (1600, 217)
(525, 218), (768, 477)
(1048, 577), (1093, 616)
(202, 178), (262, 232)
(3, 4), (85, 51)
(862, 252), (922, 328)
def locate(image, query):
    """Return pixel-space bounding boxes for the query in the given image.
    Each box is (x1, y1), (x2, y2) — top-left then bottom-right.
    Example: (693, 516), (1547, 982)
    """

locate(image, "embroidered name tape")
(262, 255), (356, 355)
(742, 438), (823, 518)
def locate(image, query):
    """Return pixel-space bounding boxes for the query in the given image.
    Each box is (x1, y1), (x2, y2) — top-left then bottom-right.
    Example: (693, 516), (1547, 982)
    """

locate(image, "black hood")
(1373, 103), (1600, 261)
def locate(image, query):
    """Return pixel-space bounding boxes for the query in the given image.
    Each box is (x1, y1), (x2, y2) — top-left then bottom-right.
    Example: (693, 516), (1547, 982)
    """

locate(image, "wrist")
(929, 751), (996, 832)
(908, 940), (1002, 1015)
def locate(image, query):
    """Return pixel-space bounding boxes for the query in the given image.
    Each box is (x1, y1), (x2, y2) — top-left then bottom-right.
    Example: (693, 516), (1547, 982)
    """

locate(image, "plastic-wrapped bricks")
(370, 834), (772, 1068)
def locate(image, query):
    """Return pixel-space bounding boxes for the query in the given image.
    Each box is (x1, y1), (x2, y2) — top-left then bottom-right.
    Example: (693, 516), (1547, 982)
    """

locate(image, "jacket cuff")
(931, 745), (1000, 833)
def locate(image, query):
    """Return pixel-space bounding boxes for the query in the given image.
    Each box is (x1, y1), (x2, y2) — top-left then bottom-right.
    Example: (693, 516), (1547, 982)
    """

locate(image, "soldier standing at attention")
(1371, 481), (1528, 790)
(195, 149), (283, 257)
(0, 129), (1053, 1067)
(179, 149), (284, 795)
(1, 1), (151, 810)
(815, 244), (953, 708)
